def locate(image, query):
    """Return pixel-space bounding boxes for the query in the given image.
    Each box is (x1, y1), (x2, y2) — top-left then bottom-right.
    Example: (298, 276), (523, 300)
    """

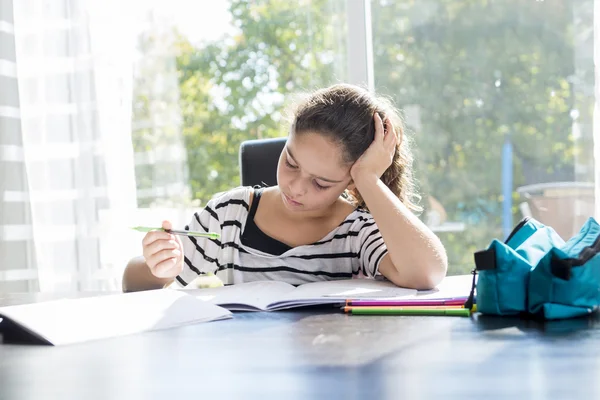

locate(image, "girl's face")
(276, 132), (353, 212)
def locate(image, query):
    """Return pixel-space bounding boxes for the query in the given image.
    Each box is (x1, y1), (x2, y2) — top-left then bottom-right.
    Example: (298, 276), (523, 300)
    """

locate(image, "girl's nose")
(288, 177), (308, 197)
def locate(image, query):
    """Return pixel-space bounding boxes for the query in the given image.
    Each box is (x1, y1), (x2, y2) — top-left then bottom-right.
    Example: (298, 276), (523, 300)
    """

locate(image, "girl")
(123, 84), (447, 292)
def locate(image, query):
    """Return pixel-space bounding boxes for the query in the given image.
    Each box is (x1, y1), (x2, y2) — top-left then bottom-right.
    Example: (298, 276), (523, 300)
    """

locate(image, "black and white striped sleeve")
(354, 215), (388, 278)
(171, 197), (224, 288)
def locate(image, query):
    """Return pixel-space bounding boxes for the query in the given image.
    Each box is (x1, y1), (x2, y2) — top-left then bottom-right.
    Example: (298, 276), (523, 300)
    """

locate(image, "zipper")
(463, 268), (477, 311)
(504, 217), (531, 244)
(551, 233), (600, 280)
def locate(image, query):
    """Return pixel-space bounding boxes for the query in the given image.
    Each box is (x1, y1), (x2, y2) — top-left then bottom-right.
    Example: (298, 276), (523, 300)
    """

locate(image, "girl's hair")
(289, 83), (421, 212)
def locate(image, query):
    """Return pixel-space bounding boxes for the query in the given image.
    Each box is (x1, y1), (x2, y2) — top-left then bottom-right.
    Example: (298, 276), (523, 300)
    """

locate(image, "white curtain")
(0, 0), (137, 292)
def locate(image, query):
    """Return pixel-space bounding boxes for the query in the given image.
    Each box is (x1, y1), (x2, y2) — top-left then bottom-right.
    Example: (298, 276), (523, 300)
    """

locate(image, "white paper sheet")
(269, 279), (417, 309)
(186, 281), (296, 311)
(0, 290), (231, 345)
(185, 278), (417, 311)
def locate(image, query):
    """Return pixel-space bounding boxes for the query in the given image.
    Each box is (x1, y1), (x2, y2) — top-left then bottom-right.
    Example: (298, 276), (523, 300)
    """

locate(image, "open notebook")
(184, 278), (417, 311)
(0, 290), (231, 346)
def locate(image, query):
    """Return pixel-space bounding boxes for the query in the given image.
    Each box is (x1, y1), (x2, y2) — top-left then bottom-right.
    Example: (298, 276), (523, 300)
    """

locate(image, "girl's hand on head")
(141, 220), (184, 279)
(350, 113), (397, 184)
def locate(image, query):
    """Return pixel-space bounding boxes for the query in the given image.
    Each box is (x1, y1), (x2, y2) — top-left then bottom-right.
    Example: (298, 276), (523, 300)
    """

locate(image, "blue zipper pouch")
(471, 217), (600, 320)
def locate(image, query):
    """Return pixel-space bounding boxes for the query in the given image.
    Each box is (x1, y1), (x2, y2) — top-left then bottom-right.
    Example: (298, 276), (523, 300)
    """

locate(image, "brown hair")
(290, 83), (421, 212)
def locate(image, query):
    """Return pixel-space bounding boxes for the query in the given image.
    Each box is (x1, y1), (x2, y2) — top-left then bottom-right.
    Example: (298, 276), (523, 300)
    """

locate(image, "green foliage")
(371, 0), (592, 273)
(174, 0), (347, 202)
(135, 0), (593, 275)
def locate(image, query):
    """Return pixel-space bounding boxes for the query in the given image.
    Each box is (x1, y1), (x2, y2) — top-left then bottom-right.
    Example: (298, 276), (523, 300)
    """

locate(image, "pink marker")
(347, 298), (468, 307)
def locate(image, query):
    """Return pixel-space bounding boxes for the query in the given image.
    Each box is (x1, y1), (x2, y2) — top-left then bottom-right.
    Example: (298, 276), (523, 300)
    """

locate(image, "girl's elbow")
(386, 248), (448, 290)
(418, 255), (448, 290)
(416, 239), (448, 290)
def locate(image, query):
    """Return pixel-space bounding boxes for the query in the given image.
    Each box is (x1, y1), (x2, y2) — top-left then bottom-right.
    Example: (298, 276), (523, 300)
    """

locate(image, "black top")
(241, 188), (293, 255)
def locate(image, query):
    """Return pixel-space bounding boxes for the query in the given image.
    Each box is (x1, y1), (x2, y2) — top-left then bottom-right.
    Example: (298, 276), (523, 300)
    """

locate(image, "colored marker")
(344, 307), (472, 317)
(345, 305), (465, 311)
(347, 298), (469, 307)
(131, 226), (220, 239)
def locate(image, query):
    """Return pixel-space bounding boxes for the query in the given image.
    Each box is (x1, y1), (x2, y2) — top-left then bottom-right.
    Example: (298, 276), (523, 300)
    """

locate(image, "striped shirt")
(172, 186), (389, 287)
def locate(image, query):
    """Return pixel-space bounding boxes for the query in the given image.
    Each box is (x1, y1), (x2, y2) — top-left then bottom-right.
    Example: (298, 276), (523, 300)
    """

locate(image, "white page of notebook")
(268, 279), (417, 309)
(409, 274), (474, 299)
(185, 280), (296, 311)
(0, 290), (231, 345)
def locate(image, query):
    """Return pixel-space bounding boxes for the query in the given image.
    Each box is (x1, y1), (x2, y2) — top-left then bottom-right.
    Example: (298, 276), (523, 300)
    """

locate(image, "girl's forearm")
(354, 174), (448, 287)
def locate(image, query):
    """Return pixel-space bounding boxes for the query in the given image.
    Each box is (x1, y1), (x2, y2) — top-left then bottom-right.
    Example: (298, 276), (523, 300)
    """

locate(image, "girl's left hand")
(350, 113), (397, 183)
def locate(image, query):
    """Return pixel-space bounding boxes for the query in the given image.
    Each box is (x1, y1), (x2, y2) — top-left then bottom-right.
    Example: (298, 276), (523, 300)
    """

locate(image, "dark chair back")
(239, 137), (287, 187)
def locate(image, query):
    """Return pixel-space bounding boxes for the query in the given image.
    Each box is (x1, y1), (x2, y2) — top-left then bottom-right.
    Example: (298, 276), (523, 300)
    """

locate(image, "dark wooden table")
(1, 293), (599, 399)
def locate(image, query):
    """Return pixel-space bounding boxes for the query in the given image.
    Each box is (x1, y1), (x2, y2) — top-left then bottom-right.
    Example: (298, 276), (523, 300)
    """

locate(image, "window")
(131, 0), (349, 206)
(2, 0), (596, 292)
(372, 0), (594, 274)
(131, 0), (595, 276)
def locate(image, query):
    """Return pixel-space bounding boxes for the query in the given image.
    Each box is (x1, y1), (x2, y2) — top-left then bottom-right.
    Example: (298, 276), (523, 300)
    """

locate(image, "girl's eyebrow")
(286, 148), (343, 183)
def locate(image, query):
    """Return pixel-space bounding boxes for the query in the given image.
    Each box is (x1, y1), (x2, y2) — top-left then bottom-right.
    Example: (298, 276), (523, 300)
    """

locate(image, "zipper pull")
(463, 268), (477, 310)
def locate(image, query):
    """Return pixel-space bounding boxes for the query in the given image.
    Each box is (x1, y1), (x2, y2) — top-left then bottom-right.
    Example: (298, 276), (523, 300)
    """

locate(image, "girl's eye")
(285, 160), (298, 169)
(284, 158), (330, 190)
(313, 181), (330, 191)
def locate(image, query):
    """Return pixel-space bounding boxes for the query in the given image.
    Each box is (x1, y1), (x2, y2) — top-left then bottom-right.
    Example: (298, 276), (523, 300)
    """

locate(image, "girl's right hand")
(142, 220), (184, 279)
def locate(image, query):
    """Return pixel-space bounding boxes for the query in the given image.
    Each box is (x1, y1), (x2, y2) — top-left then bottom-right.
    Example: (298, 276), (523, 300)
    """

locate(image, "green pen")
(346, 307), (471, 317)
(131, 226), (220, 240)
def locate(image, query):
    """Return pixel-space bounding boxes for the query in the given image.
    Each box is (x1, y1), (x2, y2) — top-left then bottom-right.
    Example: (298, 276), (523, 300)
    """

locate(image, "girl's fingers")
(153, 257), (180, 278)
(147, 248), (181, 274)
(142, 230), (174, 247)
(384, 118), (396, 145)
(172, 234), (184, 249)
(144, 239), (179, 260)
(374, 113), (385, 142)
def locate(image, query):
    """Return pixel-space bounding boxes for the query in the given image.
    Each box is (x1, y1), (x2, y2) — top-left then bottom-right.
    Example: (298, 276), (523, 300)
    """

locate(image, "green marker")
(131, 226), (220, 239)
(347, 307), (471, 317)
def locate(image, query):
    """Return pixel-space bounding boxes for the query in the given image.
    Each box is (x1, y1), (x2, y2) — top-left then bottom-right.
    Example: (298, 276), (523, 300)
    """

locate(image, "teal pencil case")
(472, 217), (600, 320)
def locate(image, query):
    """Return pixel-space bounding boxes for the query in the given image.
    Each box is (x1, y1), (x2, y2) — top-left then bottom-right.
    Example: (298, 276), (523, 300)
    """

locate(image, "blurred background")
(0, 0), (596, 292)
